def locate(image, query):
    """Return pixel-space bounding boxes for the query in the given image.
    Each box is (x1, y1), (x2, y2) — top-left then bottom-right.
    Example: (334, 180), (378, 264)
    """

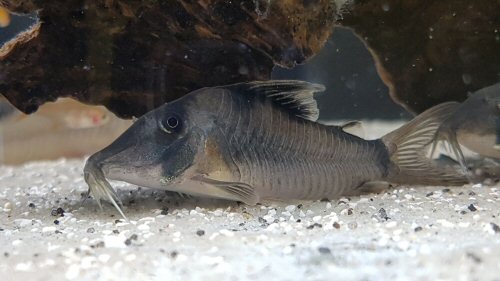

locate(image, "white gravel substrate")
(0, 122), (499, 281)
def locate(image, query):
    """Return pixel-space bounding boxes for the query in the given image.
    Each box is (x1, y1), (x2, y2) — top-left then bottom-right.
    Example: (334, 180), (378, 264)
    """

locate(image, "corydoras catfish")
(84, 80), (466, 217)
(433, 82), (500, 167)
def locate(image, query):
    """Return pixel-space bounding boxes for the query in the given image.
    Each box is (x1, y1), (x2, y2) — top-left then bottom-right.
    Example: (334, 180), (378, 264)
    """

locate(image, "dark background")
(1, 17), (410, 121)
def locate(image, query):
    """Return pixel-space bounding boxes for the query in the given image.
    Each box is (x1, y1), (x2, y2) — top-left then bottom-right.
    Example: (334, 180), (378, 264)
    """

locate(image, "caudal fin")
(382, 102), (467, 186)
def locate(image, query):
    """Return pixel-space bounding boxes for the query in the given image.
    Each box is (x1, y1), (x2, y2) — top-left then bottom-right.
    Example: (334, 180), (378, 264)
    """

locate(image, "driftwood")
(1, 0), (499, 116)
(0, 0), (336, 118)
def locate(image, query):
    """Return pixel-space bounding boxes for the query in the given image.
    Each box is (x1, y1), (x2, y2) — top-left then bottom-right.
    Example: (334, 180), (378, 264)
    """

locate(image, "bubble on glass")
(345, 75), (357, 91)
(238, 65), (249, 76)
(462, 74), (472, 85)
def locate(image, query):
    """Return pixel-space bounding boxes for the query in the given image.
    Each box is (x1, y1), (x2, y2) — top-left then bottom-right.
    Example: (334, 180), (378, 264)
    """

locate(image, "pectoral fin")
(195, 176), (259, 205)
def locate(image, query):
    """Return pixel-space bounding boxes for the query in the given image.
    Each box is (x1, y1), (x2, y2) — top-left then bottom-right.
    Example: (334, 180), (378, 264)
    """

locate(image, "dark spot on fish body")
(161, 142), (196, 182)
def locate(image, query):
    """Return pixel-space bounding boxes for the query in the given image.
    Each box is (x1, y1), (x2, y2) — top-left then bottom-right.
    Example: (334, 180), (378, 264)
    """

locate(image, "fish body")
(434, 82), (500, 162)
(0, 7), (10, 28)
(0, 98), (132, 165)
(84, 80), (466, 217)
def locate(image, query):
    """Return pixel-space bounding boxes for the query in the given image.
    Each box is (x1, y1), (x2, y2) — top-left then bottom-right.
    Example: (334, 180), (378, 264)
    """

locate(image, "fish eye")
(159, 115), (181, 133)
(166, 117), (179, 129)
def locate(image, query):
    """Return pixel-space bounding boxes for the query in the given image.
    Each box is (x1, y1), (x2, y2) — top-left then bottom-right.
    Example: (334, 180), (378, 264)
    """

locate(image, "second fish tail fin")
(381, 101), (468, 186)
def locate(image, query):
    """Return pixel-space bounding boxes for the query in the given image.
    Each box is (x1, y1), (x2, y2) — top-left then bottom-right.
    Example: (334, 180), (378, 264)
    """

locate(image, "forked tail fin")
(382, 102), (467, 186)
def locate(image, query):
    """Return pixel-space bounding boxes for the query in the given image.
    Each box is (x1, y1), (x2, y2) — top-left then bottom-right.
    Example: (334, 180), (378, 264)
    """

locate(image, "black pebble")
(53, 220), (59, 225)
(318, 247), (331, 254)
(306, 223), (323, 229)
(466, 252), (482, 263)
(426, 192), (434, 197)
(468, 204), (477, 212)
(113, 230), (120, 234)
(196, 230), (205, 236)
(86, 227), (95, 233)
(90, 241), (105, 248)
(124, 234), (138, 246)
(28, 203), (35, 208)
(51, 207), (65, 217)
(414, 226), (423, 232)
(491, 222), (500, 234)
(170, 251), (178, 258)
(378, 208), (390, 221)
(332, 222), (340, 229)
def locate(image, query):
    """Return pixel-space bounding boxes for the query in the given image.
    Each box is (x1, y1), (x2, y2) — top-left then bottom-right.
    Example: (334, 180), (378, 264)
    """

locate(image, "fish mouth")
(83, 157), (127, 219)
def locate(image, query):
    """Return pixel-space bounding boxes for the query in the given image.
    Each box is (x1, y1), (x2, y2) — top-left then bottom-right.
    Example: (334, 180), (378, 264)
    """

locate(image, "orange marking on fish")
(0, 7), (10, 28)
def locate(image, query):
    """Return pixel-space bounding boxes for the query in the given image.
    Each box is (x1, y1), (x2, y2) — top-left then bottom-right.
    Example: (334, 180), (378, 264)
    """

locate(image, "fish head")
(85, 92), (220, 190)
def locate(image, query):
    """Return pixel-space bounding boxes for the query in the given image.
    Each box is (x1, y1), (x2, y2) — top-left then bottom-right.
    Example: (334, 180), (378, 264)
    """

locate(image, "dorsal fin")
(225, 80), (325, 121)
